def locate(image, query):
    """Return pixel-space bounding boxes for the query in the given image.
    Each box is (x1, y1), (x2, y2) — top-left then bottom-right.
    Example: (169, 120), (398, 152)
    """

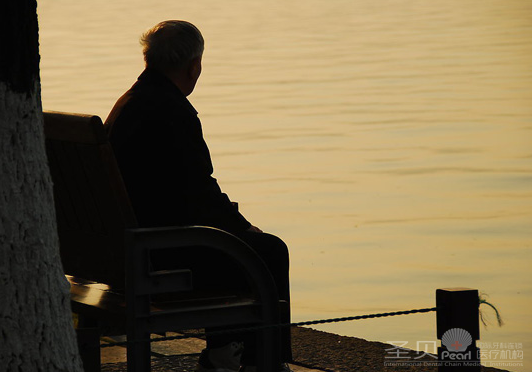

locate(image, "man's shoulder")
(105, 78), (199, 140)
(112, 82), (187, 120)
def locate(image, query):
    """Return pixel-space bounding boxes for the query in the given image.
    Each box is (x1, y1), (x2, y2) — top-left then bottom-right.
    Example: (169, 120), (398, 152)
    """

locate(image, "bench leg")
(127, 325), (151, 372)
(76, 327), (101, 372)
(255, 327), (281, 372)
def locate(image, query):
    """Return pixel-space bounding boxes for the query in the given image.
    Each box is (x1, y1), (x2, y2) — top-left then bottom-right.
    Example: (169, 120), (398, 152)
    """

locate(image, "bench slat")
(44, 111), (107, 144)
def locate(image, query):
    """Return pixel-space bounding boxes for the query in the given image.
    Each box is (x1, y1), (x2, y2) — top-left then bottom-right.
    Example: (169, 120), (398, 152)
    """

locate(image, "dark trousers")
(206, 231), (292, 364)
(152, 230), (292, 364)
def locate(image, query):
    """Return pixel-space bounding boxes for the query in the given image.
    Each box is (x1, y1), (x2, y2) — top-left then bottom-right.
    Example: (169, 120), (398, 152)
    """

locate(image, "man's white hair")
(140, 20), (204, 71)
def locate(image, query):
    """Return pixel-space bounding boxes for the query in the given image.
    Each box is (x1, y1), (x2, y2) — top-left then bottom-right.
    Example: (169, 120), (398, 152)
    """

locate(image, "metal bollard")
(436, 288), (481, 371)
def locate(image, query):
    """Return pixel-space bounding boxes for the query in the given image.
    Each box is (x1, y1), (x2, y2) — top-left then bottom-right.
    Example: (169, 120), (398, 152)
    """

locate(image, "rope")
(479, 293), (504, 327)
(99, 306), (437, 348)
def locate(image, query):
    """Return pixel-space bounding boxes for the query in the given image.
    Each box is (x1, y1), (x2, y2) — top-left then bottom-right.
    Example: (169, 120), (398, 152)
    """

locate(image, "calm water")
(38, 0), (532, 369)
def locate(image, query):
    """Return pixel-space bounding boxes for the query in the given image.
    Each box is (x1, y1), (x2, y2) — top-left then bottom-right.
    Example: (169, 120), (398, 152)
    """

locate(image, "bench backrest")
(44, 111), (137, 288)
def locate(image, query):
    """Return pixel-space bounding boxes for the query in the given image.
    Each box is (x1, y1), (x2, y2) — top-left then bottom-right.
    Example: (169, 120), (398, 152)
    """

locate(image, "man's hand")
(247, 225), (263, 233)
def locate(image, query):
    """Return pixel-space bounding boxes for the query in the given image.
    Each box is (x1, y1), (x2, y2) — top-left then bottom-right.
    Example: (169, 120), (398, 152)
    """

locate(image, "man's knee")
(262, 233), (289, 264)
(237, 231), (289, 271)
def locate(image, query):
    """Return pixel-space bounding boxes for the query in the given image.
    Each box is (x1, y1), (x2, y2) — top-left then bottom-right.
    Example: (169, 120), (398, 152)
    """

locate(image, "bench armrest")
(125, 226), (280, 321)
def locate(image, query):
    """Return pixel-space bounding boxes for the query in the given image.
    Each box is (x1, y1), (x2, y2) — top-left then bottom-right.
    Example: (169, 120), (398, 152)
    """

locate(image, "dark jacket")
(105, 68), (251, 232)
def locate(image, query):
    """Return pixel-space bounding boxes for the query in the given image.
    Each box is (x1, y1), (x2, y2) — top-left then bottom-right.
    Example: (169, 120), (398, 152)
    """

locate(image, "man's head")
(141, 20), (204, 95)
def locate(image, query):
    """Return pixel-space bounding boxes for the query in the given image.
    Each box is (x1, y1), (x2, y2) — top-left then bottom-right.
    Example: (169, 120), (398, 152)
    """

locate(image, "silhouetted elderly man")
(105, 20), (292, 372)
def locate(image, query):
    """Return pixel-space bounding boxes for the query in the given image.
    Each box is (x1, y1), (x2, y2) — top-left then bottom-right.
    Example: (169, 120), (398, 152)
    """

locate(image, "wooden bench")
(43, 111), (283, 372)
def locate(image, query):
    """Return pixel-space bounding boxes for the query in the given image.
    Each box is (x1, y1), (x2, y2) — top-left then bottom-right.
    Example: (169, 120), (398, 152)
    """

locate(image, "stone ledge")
(100, 327), (511, 372)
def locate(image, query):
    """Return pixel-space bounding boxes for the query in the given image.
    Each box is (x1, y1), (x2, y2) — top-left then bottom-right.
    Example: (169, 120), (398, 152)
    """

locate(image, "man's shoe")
(280, 364), (293, 372)
(239, 363), (293, 372)
(195, 342), (244, 372)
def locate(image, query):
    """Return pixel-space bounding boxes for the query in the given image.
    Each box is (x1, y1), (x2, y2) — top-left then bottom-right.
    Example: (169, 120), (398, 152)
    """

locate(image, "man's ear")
(188, 56), (202, 79)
